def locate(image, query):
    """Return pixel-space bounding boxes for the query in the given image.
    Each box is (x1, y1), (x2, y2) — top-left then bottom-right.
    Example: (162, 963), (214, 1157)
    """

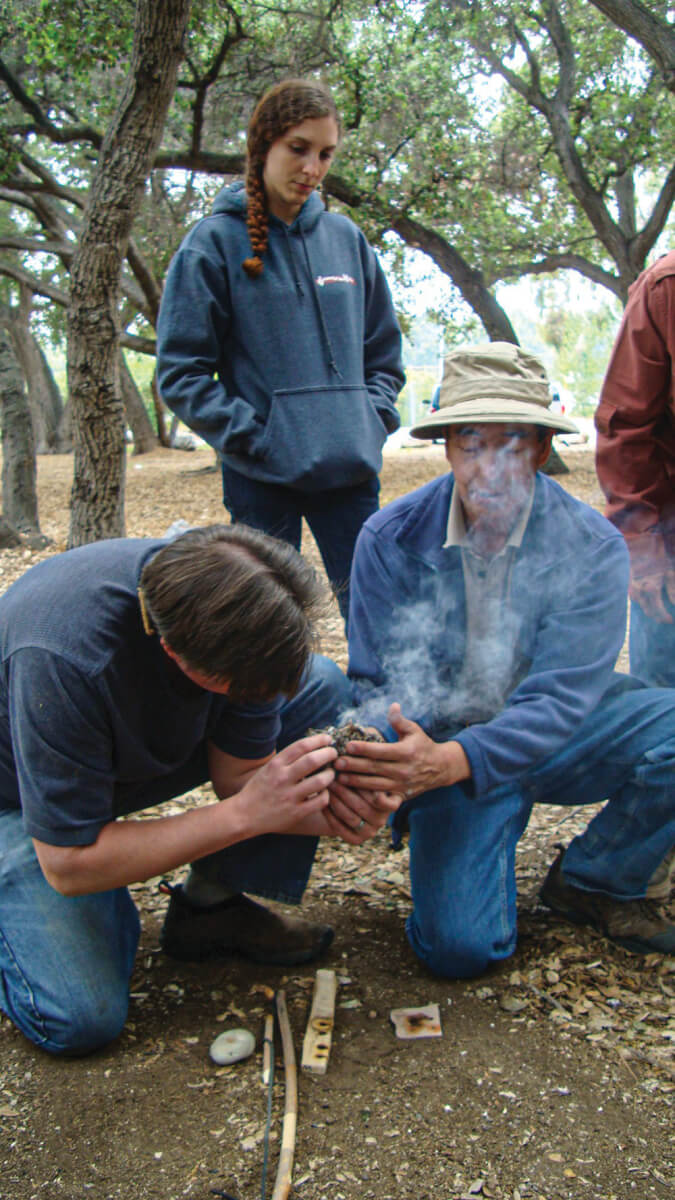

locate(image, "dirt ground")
(0, 443), (673, 1200)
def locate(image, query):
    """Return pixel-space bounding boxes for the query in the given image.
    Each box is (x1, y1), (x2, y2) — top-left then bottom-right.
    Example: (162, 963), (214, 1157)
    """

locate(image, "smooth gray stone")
(209, 1027), (256, 1065)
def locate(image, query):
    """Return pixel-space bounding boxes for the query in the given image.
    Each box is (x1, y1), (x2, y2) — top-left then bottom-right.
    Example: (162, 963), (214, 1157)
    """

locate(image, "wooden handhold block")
(301, 968), (337, 1074)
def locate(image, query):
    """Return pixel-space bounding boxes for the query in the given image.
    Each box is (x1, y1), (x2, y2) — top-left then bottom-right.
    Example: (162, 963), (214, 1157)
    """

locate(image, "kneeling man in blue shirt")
(0, 524), (397, 1055)
(335, 342), (675, 975)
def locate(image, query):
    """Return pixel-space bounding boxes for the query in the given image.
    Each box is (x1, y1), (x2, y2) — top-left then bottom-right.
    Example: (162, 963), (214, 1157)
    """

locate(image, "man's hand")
(322, 780), (403, 844)
(236, 733), (337, 835)
(334, 703), (471, 800)
(33, 733), (338, 897)
(630, 567), (675, 622)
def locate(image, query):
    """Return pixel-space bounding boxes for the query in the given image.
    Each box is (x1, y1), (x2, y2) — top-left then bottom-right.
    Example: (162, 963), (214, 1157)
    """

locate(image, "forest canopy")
(0, 0), (673, 538)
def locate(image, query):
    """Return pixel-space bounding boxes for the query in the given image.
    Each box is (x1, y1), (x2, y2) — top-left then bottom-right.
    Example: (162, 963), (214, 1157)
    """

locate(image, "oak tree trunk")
(119, 353), (157, 455)
(7, 317), (68, 453)
(151, 369), (170, 447)
(0, 330), (41, 537)
(1, 292), (69, 454)
(66, 0), (191, 546)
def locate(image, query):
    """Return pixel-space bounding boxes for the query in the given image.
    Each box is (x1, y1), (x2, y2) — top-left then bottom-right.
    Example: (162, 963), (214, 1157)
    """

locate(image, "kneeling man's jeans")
(397, 679), (675, 978)
(0, 655), (350, 1055)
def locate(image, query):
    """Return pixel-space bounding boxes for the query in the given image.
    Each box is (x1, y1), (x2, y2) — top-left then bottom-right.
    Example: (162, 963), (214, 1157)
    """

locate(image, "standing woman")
(157, 78), (404, 623)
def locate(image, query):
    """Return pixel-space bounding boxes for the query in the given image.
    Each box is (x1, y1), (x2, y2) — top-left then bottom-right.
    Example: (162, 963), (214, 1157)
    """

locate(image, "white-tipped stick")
(262, 1011), (274, 1084)
(271, 990), (297, 1200)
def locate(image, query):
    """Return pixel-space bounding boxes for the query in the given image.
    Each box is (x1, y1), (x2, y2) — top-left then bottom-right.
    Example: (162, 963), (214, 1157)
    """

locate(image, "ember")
(308, 720), (385, 755)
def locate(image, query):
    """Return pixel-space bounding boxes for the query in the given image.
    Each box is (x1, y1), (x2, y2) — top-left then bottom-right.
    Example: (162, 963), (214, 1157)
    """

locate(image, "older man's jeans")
(397, 679), (675, 979)
(0, 655), (351, 1055)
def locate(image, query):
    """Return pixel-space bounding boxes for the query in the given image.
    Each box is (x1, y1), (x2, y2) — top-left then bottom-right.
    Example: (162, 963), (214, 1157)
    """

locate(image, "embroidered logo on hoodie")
(315, 274), (356, 288)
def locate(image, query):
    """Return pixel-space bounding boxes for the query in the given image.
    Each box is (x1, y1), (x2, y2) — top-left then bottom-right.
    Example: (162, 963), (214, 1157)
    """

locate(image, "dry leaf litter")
(0, 444), (672, 1200)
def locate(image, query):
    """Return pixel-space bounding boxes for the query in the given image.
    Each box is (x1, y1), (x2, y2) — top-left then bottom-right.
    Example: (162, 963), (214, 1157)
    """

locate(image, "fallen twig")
(271, 990), (297, 1200)
(261, 1009), (276, 1200)
(527, 982), (572, 1017)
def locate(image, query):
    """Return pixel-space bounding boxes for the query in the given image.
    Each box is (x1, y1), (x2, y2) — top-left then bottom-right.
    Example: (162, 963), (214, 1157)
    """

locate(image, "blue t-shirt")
(0, 539), (282, 846)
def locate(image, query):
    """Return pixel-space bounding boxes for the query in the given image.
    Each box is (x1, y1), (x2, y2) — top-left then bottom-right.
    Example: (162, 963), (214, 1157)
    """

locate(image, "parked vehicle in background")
(426, 386), (443, 442)
(550, 383), (576, 417)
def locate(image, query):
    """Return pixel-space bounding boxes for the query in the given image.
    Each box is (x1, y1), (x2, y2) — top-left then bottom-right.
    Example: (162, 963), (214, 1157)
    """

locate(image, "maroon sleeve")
(595, 254), (675, 578)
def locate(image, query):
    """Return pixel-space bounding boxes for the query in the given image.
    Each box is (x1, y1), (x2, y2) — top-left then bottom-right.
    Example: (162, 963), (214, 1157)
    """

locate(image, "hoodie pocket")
(258, 385), (388, 492)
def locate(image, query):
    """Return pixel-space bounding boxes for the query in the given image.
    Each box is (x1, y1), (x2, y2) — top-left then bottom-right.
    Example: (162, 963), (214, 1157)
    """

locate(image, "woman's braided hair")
(242, 77), (340, 278)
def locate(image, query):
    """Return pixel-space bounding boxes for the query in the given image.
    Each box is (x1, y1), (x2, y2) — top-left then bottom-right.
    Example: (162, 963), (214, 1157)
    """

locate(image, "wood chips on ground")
(0, 443), (672, 1200)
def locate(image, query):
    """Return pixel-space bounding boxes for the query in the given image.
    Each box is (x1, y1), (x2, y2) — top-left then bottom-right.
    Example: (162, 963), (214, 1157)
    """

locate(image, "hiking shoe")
(158, 882), (334, 966)
(540, 849), (675, 955)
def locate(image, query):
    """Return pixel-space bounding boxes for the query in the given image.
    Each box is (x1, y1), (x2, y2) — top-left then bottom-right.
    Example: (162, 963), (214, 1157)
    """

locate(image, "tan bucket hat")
(411, 342), (579, 439)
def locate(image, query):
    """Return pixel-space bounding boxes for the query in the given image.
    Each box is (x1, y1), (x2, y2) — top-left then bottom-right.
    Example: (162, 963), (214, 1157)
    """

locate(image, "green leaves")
(14, 0), (134, 72)
(0, 0), (672, 350)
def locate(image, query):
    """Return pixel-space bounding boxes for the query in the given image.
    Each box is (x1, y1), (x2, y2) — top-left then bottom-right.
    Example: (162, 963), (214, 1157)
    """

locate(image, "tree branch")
(8, 156), (162, 320)
(586, 0), (675, 91)
(126, 237), (163, 322)
(0, 260), (68, 306)
(632, 160), (675, 263)
(0, 57), (102, 148)
(540, 0), (576, 108)
(470, 5), (629, 272)
(152, 149), (244, 173)
(14, 150), (87, 211)
(182, 20), (248, 158)
(324, 170), (518, 340)
(498, 252), (623, 295)
(0, 235), (75, 258)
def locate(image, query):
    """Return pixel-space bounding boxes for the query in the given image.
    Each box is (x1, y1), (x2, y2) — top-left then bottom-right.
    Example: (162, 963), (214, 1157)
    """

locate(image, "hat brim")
(410, 397), (579, 439)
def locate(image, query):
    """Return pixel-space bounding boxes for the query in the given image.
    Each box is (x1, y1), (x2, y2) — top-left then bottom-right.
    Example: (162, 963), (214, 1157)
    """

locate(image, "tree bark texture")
(66, 0), (191, 546)
(151, 369), (170, 447)
(0, 329), (40, 535)
(3, 310), (68, 453)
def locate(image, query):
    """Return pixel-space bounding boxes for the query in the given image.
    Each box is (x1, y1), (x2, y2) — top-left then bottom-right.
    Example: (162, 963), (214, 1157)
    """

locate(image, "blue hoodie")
(156, 182), (404, 491)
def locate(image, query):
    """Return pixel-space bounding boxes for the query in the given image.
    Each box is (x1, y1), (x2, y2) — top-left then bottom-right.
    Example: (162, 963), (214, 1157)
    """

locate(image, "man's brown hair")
(140, 524), (324, 699)
(243, 77), (340, 277)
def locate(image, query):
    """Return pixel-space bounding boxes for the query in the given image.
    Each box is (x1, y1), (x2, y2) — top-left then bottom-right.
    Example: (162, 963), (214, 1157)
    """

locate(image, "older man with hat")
(334, 342), (675, 975)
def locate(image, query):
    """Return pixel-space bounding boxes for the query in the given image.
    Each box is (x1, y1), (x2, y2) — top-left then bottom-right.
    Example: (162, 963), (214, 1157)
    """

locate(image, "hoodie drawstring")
(281, 226), (305, 297)
(299, 229), (342, 377)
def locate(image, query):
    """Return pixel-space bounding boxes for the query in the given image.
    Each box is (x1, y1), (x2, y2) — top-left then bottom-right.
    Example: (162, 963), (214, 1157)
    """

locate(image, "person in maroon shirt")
(595, 251), (675, 687)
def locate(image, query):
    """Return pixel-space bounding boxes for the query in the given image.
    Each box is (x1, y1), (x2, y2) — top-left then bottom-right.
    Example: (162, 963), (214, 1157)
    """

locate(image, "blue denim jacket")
(347, 471), (630, 796)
